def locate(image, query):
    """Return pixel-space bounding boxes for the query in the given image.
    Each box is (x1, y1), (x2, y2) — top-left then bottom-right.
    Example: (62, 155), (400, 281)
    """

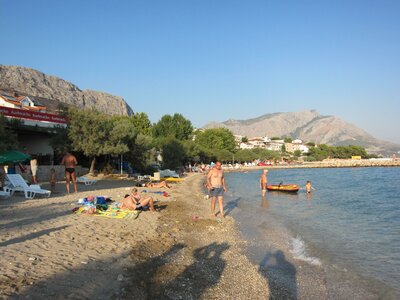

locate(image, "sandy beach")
(0, 174), (269, 299)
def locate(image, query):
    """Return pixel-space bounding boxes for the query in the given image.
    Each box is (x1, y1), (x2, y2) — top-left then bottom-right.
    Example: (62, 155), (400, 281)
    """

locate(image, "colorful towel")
(73, 207), (140, 220)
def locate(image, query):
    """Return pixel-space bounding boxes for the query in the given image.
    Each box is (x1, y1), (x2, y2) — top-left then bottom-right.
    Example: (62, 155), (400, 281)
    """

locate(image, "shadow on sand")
(14, 242), (229, 299)
(124, 241), (230, 299)
(259, 250), (298, 300)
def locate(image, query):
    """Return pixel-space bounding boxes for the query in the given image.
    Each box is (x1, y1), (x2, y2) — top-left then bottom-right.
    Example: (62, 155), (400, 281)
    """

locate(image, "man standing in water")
(260, 169), (268, 197)
(207, 161), (227, 218)
(61, 152), (78, 193)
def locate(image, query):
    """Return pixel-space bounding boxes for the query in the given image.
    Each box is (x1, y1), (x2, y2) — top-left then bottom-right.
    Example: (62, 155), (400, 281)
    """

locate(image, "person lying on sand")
(121, 188), (156, 212)
(145, 181), (171, 189)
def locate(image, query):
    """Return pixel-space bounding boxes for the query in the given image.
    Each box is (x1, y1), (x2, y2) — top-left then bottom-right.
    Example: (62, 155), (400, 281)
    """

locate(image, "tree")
(160, 137), (186, 169)
(130, 112), (152, 135)
(284, 136), (293, 143)
(281, 144), (286, 153)
(67, 108), (136, 174)
(195, 128), (236, 153)
(50, 125), (70, 156)
(293, 150), (302, 157)
(0, 115), (18, 152)
(241, 136), (248, 143)
(153, 113), (193, 140)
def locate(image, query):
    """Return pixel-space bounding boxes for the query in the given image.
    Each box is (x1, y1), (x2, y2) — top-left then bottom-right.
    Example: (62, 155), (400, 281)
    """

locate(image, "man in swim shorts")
(207, 161), (227, 218)
(260, 169), (268, 197)
(61, 152), (78, 193)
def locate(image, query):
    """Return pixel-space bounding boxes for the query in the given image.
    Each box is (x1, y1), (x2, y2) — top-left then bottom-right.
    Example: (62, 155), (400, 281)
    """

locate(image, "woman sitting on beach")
(121, 188), (156, 212)
(145, 181), (171, 189)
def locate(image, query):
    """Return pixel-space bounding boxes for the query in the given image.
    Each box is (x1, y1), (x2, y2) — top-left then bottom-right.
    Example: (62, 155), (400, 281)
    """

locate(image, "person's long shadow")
(224, 197), (241, 216)
(123, 242), (230, 299)
(259, 250), (298, 300)
(152, 242), (230, 299)
(0, 225), (69, 247)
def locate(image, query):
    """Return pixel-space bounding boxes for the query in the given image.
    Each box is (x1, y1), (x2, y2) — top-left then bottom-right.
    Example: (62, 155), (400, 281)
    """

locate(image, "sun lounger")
(77, 176), (97, 185)
(5, 174), (51, 199)
(0, 190), (10, 198)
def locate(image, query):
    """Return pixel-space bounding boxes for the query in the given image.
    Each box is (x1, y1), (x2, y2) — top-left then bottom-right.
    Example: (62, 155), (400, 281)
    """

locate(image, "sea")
(223, 167), (400, 299)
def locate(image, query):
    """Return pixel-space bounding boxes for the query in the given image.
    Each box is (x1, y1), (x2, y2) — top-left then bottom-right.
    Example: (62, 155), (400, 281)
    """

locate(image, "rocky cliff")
(204, 110), (400, 155)
(0, 65), (133, 116)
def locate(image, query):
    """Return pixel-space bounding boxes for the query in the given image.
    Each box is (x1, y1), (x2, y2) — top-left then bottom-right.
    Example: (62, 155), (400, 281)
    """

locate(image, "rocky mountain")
(0, 65), (133, 116)
(204, 110), (400, 155)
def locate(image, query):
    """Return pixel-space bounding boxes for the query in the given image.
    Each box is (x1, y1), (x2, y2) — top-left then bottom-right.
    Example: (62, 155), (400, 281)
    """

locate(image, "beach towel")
(142, 190), (169, 197)
(73, 206), (140, 220)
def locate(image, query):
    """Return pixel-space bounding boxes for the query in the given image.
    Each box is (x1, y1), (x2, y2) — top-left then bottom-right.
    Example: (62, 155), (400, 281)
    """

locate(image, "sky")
(1, 0), (400, 143)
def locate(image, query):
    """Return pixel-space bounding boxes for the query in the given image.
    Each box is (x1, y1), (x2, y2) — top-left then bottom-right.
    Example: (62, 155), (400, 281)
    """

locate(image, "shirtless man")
(260, 169), (268, 197)
(61, 152), (78, 193)
(207, 161), (227, 218)
(121, 188), (156, 211)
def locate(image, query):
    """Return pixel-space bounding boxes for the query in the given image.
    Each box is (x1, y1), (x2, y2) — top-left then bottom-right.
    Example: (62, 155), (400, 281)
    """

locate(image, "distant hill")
(0, 65), (133, 116)
(203, 110), (400, 155)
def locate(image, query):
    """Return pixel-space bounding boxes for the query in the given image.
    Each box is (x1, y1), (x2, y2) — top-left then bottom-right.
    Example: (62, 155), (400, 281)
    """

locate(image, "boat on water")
(267, 184), (300, 193)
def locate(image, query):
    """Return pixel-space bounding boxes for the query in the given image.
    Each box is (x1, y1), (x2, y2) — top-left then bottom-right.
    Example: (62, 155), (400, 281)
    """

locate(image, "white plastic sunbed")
(77, 176), (97, 185)
(0, 190), (10, 198)
(4, 174), (51, 199)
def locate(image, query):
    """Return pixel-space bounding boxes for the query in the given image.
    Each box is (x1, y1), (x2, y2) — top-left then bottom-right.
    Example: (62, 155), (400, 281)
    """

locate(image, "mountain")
(0, 65), (133, 116)
(203, 110), (400, 155)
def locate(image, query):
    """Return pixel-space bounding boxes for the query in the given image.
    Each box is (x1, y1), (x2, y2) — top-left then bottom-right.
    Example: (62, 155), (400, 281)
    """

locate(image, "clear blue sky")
(1, 0), (400, 143)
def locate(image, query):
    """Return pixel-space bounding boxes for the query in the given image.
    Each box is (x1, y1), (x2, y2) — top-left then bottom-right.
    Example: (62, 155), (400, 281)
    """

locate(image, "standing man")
(260, 169), (268, 196)
(207, 161), (227, 218)
(30, 155), (38, 184)
(61, 152), (78, 193)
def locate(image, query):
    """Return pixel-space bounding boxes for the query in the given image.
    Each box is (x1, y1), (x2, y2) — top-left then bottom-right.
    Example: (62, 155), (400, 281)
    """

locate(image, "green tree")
(153, 113), (193, 140)
(283, 136), (293, 143)
(130, 112), (152, 135)
(160, 137), (186, 169)
(241, 136), (248, 143)
(195, 128), (236, 153)
(49, 125), (70, 156)
(104, 116), (137, 156)
(67, 108), (136, 174)
(0, 115), (18, 152)
(293, 150), (302, 157)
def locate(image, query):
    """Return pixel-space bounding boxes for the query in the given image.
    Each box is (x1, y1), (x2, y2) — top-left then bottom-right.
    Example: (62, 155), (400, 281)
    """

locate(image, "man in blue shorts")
(207, 161), (227, 218)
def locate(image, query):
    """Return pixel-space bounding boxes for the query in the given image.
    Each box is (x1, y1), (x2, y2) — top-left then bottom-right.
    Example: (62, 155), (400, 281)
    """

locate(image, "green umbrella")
(0, 151), (31, 164)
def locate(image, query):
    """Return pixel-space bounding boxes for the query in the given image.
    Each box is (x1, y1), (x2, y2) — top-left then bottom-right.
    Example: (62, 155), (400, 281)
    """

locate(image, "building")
(1, 90), (67, 163)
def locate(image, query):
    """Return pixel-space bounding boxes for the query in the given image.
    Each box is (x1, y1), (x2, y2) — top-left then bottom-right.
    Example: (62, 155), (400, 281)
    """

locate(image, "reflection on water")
(261, 196), (269, 209)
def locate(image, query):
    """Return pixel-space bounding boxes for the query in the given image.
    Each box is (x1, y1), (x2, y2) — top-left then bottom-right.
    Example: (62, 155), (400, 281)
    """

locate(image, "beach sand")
(0, 174), (269, 299)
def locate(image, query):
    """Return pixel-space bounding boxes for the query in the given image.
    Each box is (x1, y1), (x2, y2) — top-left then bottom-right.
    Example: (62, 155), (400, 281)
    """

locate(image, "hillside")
(204, 110), (400, 155)
(0, 65), (133, 116)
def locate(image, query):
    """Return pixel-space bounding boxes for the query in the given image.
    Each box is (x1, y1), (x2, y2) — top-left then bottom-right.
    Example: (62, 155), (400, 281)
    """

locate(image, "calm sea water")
(224, 167), (400, 296)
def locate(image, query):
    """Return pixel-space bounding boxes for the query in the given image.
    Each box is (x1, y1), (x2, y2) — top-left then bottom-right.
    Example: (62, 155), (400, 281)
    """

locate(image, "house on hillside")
(0, 91), (47, 112)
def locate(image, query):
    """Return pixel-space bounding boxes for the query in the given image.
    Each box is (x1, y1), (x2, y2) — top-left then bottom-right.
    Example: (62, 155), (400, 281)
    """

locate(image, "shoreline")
(223, 159), (400, 173)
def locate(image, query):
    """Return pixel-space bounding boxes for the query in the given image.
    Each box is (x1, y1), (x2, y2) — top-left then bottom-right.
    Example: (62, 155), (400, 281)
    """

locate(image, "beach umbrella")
(0, 151), (31, 164)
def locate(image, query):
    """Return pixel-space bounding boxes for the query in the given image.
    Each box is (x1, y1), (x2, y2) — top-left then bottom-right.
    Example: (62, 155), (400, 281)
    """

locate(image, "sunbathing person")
(121, 188), (156, 212)
(145, 181), (171, 189)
